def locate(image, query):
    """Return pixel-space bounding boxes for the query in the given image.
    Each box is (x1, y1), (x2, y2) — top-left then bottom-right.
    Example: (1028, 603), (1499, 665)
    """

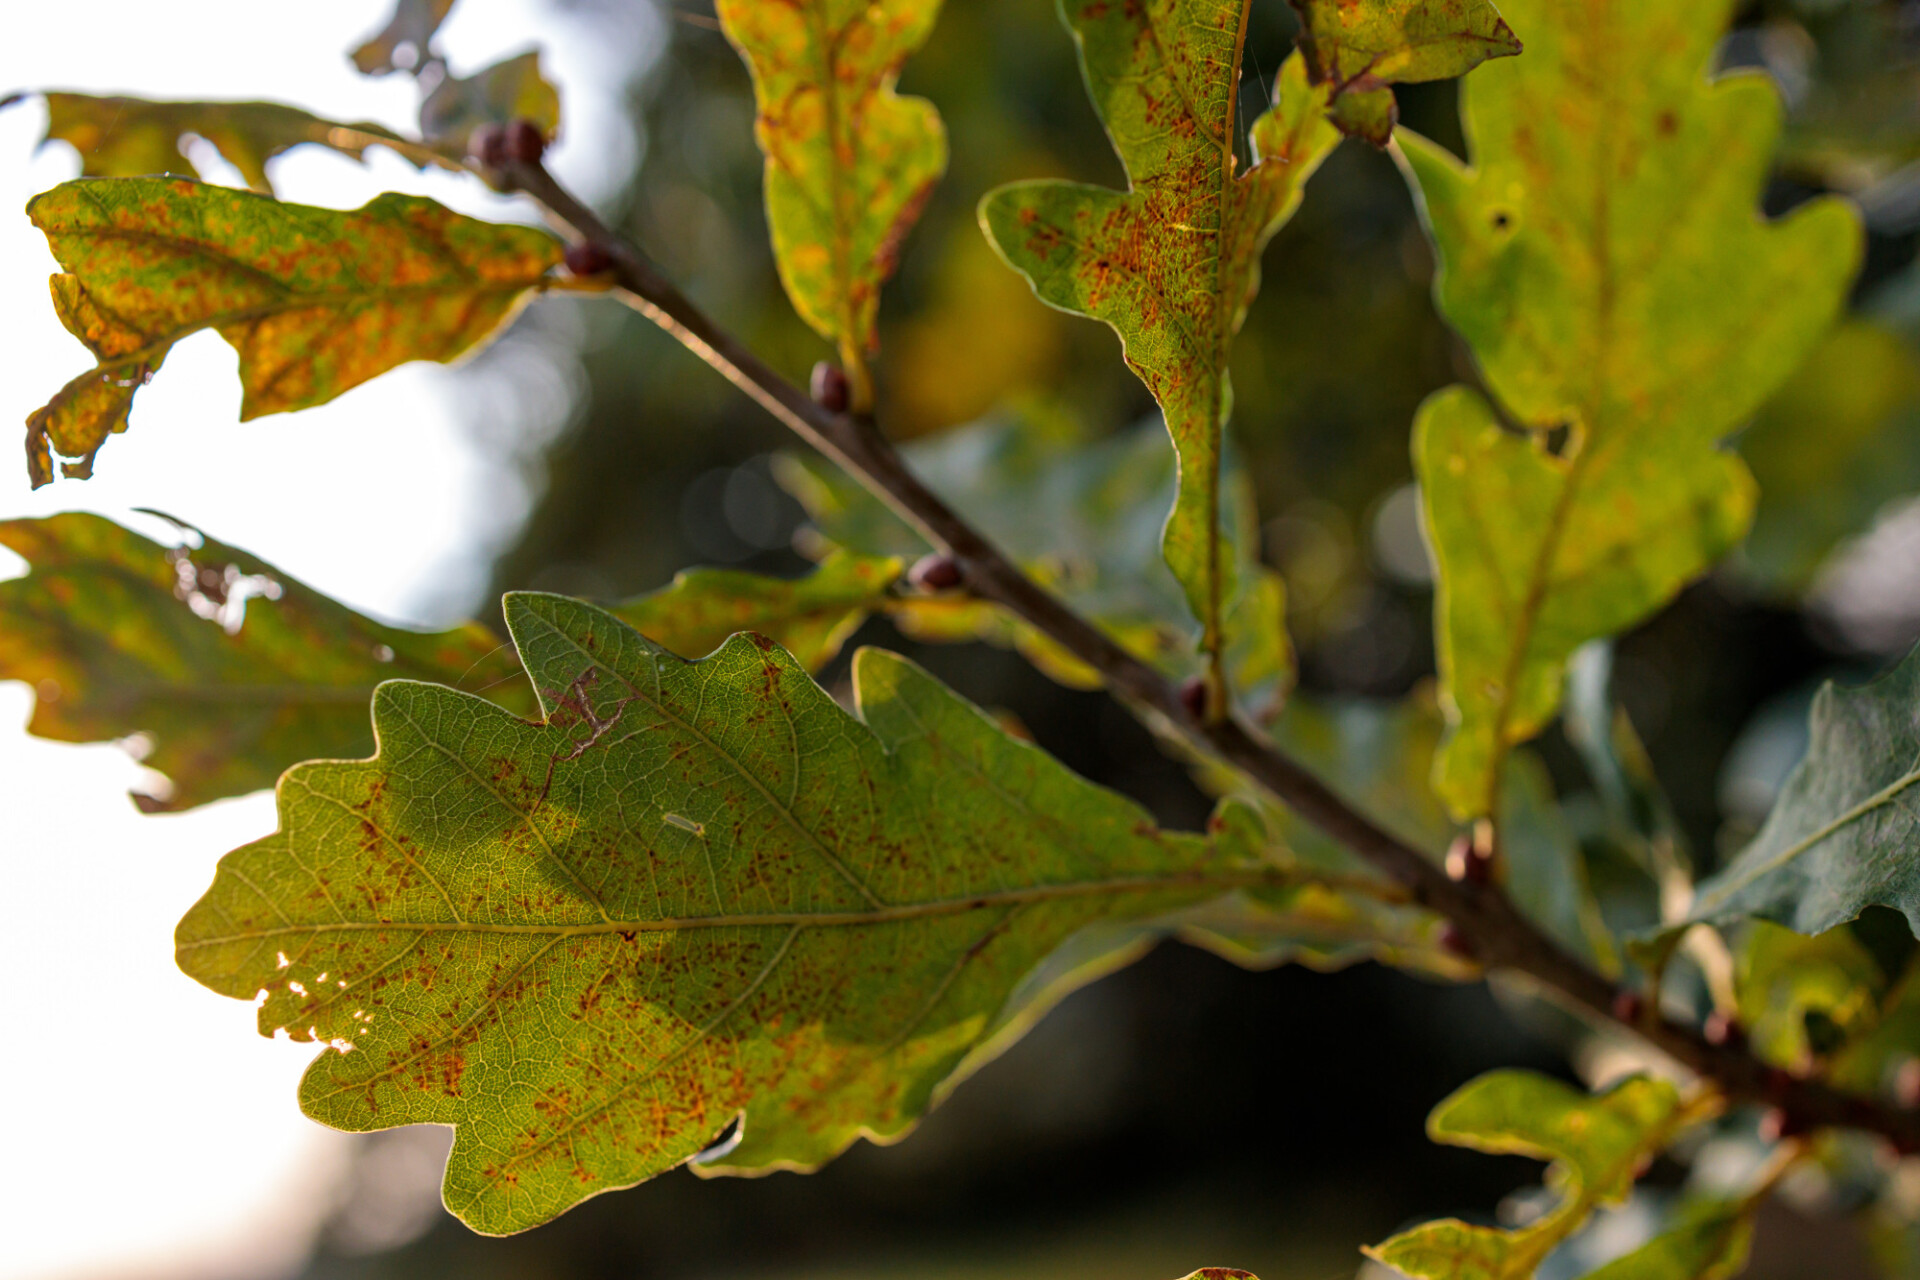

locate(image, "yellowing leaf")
(611, 551), (902, 671)
(982, 44), (1339, 695)
(715, 0), (946, 408)
(1288, 0), (1521, 144)
(0, 512), (527, 812)
(352, 0), (457, 75)
(418, 50), (561, 153)
(24, 176), (561, 487)
(177, 593), (1289, 1234)
(1580, 1200), (1754, 1280)
(1365, 1070), (1703, 1280)
(22, 93), (451, 194)
(1400, 0), (1862, 820)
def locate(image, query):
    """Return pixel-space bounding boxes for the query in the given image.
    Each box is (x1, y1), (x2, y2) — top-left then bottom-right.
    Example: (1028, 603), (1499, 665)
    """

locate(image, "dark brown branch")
(499, 155), (1920, 1150)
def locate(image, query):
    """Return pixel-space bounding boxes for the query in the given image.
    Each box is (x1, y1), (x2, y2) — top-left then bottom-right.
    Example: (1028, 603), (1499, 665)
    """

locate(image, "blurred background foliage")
(296, 0), (1920, 1275)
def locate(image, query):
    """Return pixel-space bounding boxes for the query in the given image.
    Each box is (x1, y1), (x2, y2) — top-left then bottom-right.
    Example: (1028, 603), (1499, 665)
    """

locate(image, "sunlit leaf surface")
(19, 93), (449, 194)
(982, 41), (1338, 689)
(25, 177), (561, 486)
(1692, 642), (1920, 936)
(1288, 0), (1520, 143)
(0, 512), (526, 811)
(715, 0), (945, 402)
(1366, 1070), (1698, 1279)
(1401, 0), (1862, 819)
(177, 593), (1286, 1233)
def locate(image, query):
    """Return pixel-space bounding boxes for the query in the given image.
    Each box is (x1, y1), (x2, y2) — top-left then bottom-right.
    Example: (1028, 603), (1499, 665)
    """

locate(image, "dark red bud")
(1763, 1066), (1796, 1106)
(564, 241), (615, 278)
(469, 122), (509, 168)
(503, 118), (546, 164)
(1177, 676), (1209, 720)
(1445, 833), (1494, 886)
(810, 361), (850, 413)
(1703, 1010), (1743, 1048)
(1437, 922), (1476, 962)
(908, 554), (964, 593)
(1757, 1107), (1805, 1144)
(1897, 1059), (1920, 1110)
(1610, 989), (1644, 1025)
(1893, 1130), (1920, 1158)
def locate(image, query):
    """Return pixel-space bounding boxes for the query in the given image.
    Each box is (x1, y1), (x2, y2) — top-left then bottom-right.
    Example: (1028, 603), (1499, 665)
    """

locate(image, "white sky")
(0, 3), (653, 1277)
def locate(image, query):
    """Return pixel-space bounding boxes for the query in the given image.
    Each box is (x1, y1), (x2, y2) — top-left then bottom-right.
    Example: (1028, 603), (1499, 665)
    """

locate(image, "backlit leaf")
(1287, 0), (1520, 144)
(981, 41), (1340, 694)
(610, 551), (903, 672)
(1579, 1199), (1754, 1280)
(0, 512), (526, 812)
(777, 413), (1291, 713)
(24, 176), (561, 486)
(1736, 920), (1884, 1072)
(176, 592), (1290, 1234)
(1400, 0), (1862, 820)
(23, 93), (450, 194)
(418, 51), (561, 154)
(1365, 1070), (1700, 1280)
(352, 0), (457, 75)
(715, 0), (945, 407)
(1691, 642), (1920, 937)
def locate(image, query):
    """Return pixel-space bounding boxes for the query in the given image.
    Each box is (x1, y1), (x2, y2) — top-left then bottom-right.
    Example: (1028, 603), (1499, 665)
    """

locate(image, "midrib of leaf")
(809, 2), (859, 376)
(521, 604), (888, 909)
(1479, 7), (1620, 819)
(1694, 762), (1920, 914)
(175, 865), (1304, 948)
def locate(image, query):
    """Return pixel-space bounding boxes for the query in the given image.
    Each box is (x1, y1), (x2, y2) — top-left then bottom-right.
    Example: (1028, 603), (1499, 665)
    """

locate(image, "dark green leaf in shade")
(1739, 321), (1920, 597)
(24, 176), (561, 486)
(610, 551), (903, 672)
(714, 0), (946, 408)
(1364, 1070), (1703, 1280)
(777, 413), (1293, 715)
(1286, 0), (1521, 144)
(418, 51), (562, 154)
(176, 593), (1298, 1234)
(1399, 0), (1863, 821)
(981, 40), (1340, 695)
(1691, 642), (1920, 937)
(18, 93), (453, 195)
(352, 0), (458, 75)
(0, 512), (527, 812)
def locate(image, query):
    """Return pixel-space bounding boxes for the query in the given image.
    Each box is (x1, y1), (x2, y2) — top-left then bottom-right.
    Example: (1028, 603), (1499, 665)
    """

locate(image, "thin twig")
(498, 153), (1920, 1150)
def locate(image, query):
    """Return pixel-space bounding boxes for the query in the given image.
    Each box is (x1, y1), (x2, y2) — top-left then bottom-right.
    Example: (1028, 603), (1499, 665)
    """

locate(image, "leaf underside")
(1402, 0), (1862, 820)
(176, 593), (1273, 1234)
(24, 176), (560, 487)
(1692, 642), (1920, 937)
(715, 0), (946, 380)
(981, 26), (1340, 685)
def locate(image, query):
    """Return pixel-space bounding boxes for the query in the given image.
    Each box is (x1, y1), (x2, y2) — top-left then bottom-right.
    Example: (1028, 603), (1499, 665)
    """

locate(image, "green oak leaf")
(1580, 1199), (1754, 1280)
(1739, 320), (1920, 597)
(981, 41), (1339, 696)
(1691, 643), (1920, 937)
(24, 176), (560, 487)
(1400, 0), (1863, 821)
(14, 93), (451, 194)
(418, 51), (561, 155)
(352, 0), (457, 75)
(1287, 0), (1521, 144)
(1735, 920), (1884, 1072)
(715, 0), (945, 408)
(1365, 1070), (1699, 1280)
(0, 512), (527, 812)
(177, 592), (1290, 1234)
(1830, 949), (1920, 1099)
(777, 412), (1292, 714)
(610, 551), (902, 672)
